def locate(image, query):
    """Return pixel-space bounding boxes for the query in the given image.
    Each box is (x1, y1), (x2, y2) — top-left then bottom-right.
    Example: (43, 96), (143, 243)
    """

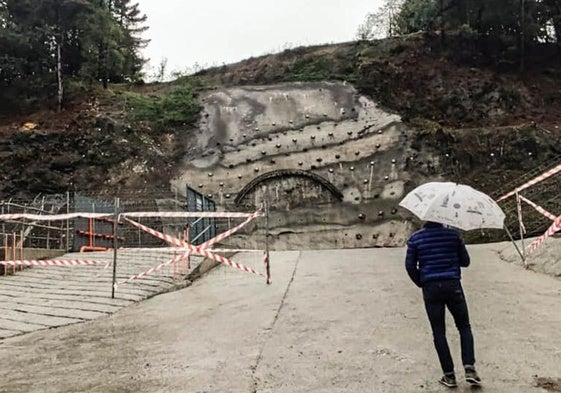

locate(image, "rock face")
(171, 82), (425, 250)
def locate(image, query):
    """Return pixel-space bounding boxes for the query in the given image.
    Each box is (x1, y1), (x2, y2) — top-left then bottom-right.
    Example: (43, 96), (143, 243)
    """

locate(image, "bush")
(286, 57), (332, 81)
(125, 81), (200, 131)
(284, 55), (357, 83)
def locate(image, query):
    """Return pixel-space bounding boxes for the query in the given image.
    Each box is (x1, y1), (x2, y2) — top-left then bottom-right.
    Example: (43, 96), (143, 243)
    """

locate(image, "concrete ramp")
(0, 250), (200, 339)
(1, 245), (560, 392)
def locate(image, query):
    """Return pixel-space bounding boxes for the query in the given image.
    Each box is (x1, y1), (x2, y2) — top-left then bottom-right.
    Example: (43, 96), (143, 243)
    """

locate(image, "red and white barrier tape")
(527, 215), (561, 255)
(198, 210), (262, 250)
(123, 209), (261, 252)
(518, 195), (557, 221)
(115, 251), (190, 287)
(0, 213), (113, 222)
(116, 213), (266, 286)
(497, 162), (561, 202)
(0, 259), (104, 267)
(121, 211), (262, 219)
(197, 249), (265, 277)
(117, 247), (264, 253)
(115, 248), (265, 288)
(123, 217), (197, 251)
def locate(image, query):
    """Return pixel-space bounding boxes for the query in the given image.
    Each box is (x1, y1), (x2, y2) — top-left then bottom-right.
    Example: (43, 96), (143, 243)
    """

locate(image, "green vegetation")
(0, 0), (148, 114)
(360, 0), (561, 42)
(286, 57), (333, 81)
(282, 48), (358, 83)
(358, 0), (561, 71)
(125, 81), (201, 131)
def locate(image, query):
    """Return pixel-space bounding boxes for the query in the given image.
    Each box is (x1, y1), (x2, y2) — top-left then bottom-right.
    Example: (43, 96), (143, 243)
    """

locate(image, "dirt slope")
(0, 33), (560, 244)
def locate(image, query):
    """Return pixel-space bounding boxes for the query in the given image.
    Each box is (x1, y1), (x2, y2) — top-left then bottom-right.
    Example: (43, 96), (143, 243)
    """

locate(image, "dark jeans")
(422, 279), (475, 374)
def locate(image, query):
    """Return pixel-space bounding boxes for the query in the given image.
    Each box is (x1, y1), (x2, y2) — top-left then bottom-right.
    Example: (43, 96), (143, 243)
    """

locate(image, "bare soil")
(1, 34), (560, 222)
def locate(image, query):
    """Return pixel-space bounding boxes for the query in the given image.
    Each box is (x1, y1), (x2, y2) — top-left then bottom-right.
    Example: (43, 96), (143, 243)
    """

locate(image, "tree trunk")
(57, 40), (63, 111)
(520, 0), (525, 73)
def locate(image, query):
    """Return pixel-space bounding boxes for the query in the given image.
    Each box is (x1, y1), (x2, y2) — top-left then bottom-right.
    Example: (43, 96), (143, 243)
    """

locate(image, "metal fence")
(0, 186), (267, 296)
(0, 187), (223, 256)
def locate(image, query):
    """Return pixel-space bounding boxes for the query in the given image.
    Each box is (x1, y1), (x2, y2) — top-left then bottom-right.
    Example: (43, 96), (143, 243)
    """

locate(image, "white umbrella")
(399, 182), (505, 231)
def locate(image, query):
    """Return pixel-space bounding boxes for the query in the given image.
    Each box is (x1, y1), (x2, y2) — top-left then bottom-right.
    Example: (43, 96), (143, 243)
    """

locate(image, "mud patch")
(535, 377), (561, 392)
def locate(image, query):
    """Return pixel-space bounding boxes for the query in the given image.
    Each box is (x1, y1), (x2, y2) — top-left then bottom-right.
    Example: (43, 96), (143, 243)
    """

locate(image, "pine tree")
(0, 0), (149, 113)
(112, 0), (149, 82)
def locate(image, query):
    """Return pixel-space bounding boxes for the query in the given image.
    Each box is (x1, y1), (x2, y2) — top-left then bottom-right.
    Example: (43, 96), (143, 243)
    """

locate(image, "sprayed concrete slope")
(171, 82), (431, 250)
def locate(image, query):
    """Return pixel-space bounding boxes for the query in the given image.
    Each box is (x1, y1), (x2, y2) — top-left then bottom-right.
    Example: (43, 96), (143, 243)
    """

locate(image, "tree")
(156, 57), (168, 82)
(111, 0), (149, 81)
(0, 0), (149, 113)
(356, 0), (404, 39)
(78, 5), (126, 88)
(48, 0), (93, 110)
(0, 0), (92, 110)
(393, 0), (440, 34)
(541, 0), (561, 44)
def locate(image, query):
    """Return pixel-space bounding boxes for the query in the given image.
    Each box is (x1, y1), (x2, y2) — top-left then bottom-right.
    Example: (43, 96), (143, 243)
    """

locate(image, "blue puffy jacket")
(405, 222), (470, 287)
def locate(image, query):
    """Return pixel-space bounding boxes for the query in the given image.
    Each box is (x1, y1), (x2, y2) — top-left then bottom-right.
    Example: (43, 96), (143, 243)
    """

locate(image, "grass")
(124, 79), (201, 131)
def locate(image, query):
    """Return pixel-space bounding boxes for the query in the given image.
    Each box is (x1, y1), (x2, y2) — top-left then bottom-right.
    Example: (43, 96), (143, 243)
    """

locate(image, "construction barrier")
(0, 259), (104, 267)
(498, 162), (561, 257)
(497, 162), (561, 202)
(518, 195), (556, 221)
(0, 213), (113, 221)
(0, 208), (271, 291)
(116, 209), (267, 287)
(527, 215), (561, 255)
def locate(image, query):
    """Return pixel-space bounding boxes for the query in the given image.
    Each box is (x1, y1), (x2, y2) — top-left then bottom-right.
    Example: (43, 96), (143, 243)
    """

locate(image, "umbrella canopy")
(399, 182), (505, 231)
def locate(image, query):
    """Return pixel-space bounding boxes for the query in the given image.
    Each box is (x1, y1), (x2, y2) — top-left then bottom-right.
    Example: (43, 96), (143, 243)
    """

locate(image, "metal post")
(3, 235), (6, 276)
(91, 202), (96, 248)
(516, 193), (527, 267)
(265, 200), (271, 284)
(11, 232), (16, 274)
(368, 164), (374, 194)
(65, 191), (70, 252)
(59, 220), (64, 251)
(1, 205), (4, 265)
(111, 197), (120, 298)
(46, 220), (50, 250)
(185, 224), (191, 271)
(19, 229), (23, 271)
(520, 0), (525, 73)
(504, 225), (526, 264)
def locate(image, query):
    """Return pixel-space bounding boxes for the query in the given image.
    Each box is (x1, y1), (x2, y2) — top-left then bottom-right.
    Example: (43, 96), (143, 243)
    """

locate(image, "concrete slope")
(0, 250), (199, 340)
(0, 245), (560, 392)
(171, 82), (420, 250)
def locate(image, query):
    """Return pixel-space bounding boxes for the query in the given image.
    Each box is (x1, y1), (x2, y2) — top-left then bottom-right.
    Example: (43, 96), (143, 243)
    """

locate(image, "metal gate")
(73, 195), (116, 252)
(185, 186), (216, 245)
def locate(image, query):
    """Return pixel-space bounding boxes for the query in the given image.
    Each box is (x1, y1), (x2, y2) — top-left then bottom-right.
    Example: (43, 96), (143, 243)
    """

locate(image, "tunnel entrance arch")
(234, 169), (343, 206)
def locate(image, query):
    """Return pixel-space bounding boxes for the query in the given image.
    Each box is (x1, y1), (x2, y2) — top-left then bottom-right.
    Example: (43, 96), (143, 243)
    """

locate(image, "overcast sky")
(135, 0), (384, 78)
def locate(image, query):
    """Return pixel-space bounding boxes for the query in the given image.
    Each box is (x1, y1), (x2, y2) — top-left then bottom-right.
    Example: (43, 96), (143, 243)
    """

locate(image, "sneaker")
(438, 374), (458, 388)
(465, 366), (482, 385)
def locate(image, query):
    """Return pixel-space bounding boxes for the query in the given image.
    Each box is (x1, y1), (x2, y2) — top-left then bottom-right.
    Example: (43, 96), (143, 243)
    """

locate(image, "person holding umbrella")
(405, 221), (480, 387)
(400, 182), (505, 388)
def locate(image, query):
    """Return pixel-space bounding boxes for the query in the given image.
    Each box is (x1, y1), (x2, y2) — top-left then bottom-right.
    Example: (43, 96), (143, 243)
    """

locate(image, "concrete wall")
(171, 82), (434, 249)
